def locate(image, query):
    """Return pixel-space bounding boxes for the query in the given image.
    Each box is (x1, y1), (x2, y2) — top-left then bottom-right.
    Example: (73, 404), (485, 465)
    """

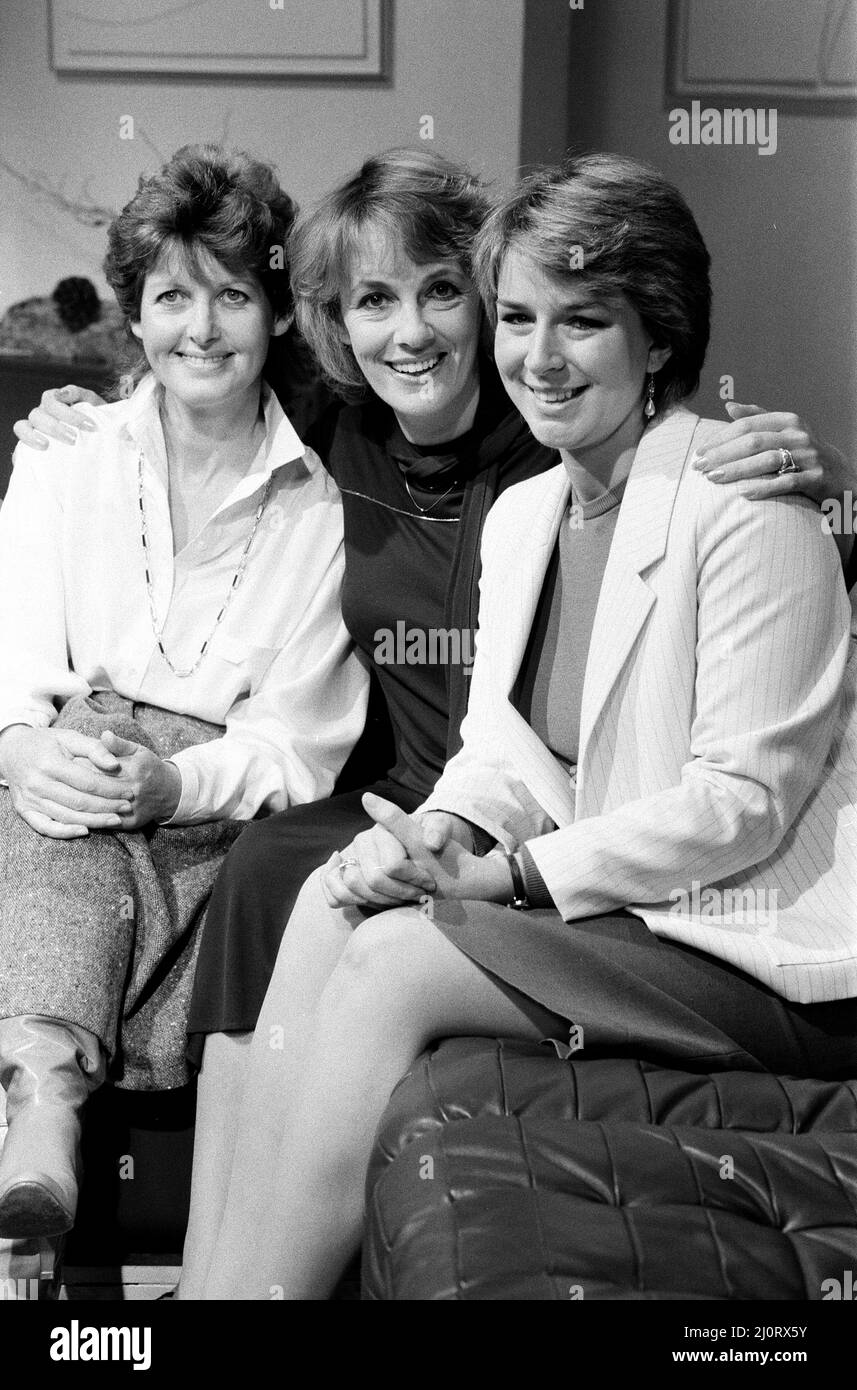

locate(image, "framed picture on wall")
(49, 0), (392, 80)
(669, 0), (857, 100)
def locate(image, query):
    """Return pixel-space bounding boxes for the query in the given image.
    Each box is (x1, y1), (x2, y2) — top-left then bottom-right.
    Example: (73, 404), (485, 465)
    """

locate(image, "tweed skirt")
(0, 692), (244, 1089)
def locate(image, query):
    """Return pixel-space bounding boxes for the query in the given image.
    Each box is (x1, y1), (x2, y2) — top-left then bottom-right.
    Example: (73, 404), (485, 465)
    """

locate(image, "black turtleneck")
(302, 357), (557, 796)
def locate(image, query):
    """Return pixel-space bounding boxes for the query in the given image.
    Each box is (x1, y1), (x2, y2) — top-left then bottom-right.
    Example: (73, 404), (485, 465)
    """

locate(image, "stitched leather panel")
(363, 1114), (857, 1301)
(363, 1039), (857, 1301)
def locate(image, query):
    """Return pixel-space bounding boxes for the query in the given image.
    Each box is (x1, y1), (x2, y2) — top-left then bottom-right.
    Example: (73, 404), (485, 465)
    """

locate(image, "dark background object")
(52, 277), (102, 334)
(0, 356), (115, 497)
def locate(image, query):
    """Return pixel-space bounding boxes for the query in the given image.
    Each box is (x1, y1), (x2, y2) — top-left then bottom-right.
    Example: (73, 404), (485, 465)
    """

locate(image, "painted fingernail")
(706, 467), (725, 481)
(690, 451), (706, 468)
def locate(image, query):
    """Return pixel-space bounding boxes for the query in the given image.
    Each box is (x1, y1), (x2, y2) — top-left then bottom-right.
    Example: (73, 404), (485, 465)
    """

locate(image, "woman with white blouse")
(0, 144), (366, 1241)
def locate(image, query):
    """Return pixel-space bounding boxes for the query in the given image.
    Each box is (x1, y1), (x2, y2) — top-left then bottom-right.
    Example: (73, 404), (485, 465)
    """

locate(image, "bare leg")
(176, 1030), (252, 1299)
(196, 867), (362, 1299)
(202, 898), (561, 1301)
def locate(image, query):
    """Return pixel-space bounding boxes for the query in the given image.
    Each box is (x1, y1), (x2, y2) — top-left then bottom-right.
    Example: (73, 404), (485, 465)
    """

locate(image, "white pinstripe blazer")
(422, 407), (857, 1003)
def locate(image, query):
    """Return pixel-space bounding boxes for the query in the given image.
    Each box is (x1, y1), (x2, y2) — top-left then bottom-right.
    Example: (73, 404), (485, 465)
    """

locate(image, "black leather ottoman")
(362, 1038), (857, 1301)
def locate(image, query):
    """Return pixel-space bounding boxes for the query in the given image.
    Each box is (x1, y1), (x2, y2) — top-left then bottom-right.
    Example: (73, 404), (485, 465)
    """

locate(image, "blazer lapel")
(491, 462), (570, 689)
(576, 409), (700, 794)
(495, 464), (583, 828)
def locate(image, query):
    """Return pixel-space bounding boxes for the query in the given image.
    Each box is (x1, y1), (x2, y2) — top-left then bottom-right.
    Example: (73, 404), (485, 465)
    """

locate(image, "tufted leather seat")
(362, 1038), (857, 1301)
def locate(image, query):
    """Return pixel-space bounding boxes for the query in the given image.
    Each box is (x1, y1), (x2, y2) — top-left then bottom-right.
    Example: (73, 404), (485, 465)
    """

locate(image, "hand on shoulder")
(13, 385), (105, 451)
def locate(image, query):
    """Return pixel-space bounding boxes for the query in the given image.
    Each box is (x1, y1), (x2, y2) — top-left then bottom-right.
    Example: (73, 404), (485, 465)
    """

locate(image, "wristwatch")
(504, 850), (531, 910)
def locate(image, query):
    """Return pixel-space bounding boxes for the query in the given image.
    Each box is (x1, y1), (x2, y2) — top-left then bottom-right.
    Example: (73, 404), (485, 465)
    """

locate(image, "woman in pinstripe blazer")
(201, 155), (857, 1300)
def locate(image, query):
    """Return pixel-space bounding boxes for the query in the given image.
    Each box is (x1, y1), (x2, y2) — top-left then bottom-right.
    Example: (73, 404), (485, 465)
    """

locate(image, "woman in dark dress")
(176, 149), (557, 1295)
(199, 153), (857, 1301)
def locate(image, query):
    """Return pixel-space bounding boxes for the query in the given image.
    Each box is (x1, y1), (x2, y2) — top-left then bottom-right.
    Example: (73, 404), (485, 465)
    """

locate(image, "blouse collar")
(122, 374), (317, 516)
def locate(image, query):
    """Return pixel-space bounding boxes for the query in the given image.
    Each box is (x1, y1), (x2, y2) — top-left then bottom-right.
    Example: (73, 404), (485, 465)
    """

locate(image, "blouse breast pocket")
(210, 635), (278, 694)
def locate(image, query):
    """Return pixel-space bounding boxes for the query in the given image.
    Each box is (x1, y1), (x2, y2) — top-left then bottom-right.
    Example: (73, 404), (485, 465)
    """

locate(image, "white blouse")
(0, 375), (368, 823)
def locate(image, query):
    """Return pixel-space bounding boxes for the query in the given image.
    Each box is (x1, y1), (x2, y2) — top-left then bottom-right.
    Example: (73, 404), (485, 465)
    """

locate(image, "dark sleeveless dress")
(185, 363), (556, 1058)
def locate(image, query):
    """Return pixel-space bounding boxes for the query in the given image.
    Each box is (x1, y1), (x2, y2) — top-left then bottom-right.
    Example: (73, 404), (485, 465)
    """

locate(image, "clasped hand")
(322, 793), (514, 910)
(0, 725), (181, 839)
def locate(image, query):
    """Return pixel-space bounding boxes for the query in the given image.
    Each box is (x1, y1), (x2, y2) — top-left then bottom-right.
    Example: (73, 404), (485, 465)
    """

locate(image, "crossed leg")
(200, 869), (561, 1300)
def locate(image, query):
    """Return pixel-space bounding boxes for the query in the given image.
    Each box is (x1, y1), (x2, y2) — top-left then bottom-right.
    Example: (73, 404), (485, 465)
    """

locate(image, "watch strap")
(504, 850), (531, 910)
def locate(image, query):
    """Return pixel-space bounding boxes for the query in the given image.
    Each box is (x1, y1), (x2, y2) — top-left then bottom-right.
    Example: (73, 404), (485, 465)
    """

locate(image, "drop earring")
(644, 374), (656, 419)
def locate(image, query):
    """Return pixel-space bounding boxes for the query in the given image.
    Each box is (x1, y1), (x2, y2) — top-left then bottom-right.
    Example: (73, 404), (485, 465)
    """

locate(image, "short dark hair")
(103, 144), (305, 392)
(472, 153), (712, 411)
(288, 147), (490, 398)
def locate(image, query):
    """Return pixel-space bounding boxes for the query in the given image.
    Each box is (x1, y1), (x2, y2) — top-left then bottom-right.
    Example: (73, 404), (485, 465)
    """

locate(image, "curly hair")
(288, 147), (491, 400)
(103, 143), (312, 395)
(472, 153), (712, 413)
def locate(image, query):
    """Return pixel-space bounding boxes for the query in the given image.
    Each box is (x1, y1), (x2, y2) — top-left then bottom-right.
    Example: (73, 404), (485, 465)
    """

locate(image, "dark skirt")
(0, 692), (244, 1090)
(429, 899), (857, 1081)
(186, 778), (424, 1065)
(188, 769), (857, 1081)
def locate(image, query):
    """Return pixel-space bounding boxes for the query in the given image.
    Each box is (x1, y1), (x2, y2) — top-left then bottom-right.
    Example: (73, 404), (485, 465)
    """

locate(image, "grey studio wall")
(1, 0), (854, 457)
(0, 1), (526, 314)
(548, 0), (856, 456)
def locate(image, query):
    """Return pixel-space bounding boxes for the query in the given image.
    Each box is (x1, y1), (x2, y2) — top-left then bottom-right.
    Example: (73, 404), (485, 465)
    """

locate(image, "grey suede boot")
(0, 1016), (106, 1238)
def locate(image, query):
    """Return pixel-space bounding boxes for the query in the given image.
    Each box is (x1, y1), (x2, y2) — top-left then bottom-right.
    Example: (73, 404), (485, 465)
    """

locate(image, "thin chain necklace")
(338, 485), (460, 523)
(402, 473), (460, 516)
(137, 448), (273, 678)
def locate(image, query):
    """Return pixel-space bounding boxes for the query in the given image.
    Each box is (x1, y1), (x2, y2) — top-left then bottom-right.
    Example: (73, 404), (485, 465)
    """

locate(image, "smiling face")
(130, 241), (287, 419)
(338, 229), (482, 444)
(494, 249), (671, 481)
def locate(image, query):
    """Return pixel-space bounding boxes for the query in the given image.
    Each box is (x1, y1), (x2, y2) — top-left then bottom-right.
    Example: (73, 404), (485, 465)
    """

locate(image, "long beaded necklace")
(137, 448), (273, 678)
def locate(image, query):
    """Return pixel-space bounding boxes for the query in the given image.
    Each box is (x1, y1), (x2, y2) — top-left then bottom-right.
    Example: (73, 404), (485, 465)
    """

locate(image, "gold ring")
(777, 448), (799, 475)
